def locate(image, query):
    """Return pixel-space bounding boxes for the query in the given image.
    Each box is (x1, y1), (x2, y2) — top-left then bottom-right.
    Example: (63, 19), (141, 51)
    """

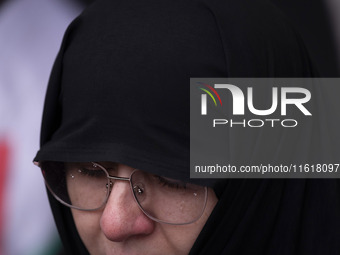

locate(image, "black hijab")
(34, 0), (340, 254)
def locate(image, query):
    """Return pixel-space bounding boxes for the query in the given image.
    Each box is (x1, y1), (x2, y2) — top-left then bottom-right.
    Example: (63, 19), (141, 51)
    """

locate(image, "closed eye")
(156, 175), (187, 190)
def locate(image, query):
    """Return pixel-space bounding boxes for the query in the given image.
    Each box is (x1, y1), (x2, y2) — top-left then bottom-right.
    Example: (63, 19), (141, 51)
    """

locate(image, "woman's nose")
(100, 180), (155, 242)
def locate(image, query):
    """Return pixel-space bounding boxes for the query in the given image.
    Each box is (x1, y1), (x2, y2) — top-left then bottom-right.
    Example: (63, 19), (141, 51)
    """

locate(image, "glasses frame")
(35, 161), (208, 225)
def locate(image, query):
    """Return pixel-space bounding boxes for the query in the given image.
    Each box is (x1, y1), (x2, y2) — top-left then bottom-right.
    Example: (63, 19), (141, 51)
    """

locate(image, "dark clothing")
(34, 0), (340, 254)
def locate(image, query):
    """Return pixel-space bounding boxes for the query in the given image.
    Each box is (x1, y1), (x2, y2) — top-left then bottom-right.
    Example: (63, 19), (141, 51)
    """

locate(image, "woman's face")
(70, 163), (218, 255)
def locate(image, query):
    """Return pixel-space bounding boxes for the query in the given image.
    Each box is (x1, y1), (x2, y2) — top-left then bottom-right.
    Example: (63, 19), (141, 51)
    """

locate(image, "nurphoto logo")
(190, 78), (339, 179)
(198, 82), (312, 128)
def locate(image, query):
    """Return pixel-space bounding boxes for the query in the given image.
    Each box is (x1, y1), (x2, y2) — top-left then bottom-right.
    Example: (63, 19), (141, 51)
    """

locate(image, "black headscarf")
(34, 0), (340, 254)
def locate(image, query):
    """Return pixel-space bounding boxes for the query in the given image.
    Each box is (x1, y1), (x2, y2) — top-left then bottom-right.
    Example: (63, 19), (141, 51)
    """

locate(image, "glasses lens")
(40, 162), (208, 224)
(130, 170), (207, 225)
(40, 162), (109, 210)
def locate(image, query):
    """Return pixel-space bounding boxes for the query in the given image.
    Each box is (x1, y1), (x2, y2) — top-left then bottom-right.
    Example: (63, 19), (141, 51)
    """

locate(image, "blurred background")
(0, 0), (88, 254)
(0, 0), (339, 255)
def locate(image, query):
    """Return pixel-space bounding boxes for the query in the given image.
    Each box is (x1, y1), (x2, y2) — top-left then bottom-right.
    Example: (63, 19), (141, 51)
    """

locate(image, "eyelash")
(156, 176), (187, 190)
(77, 167), (187, 190)
(79, 168), (106, 178)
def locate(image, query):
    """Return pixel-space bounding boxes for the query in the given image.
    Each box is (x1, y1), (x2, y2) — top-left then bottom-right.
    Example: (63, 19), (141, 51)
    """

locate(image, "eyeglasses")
(35, 161), (208, 225)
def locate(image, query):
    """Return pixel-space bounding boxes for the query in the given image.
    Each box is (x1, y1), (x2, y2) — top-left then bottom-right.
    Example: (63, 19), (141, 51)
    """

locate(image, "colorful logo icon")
(197, 82), (222, 115)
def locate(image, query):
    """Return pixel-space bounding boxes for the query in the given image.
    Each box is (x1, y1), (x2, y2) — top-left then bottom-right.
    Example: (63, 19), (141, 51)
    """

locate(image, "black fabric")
(35, 0), (314, 184)
(190, 179), (340, 255)
(34, 0), (340, 254)
(270, 0), (340, 77)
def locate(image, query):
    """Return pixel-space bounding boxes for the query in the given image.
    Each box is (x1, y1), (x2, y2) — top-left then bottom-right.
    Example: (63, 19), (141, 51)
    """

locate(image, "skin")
(71, 163), (218, 255)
